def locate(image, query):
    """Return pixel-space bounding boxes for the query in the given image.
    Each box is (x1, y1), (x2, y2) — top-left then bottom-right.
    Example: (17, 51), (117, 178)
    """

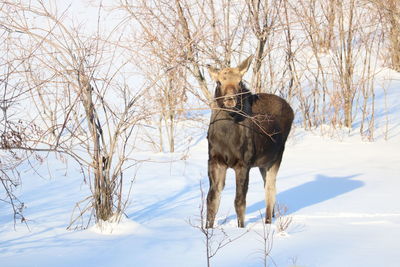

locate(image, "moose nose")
(223, 96), (236, 108)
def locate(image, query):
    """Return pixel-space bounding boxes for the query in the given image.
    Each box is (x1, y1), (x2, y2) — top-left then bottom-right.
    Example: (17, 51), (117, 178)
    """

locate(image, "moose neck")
(214, 82), (252, 122)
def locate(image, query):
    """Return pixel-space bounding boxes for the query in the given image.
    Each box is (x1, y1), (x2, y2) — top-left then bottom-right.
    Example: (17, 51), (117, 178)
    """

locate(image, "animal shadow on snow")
(226, 174), (364, 225)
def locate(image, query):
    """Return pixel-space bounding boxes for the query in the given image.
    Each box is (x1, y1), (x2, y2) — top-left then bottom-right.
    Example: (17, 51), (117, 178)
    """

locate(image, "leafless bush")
(332, 0), (358, 129)
(0, 169), (26, 227)
(247, 0), (283, 94)
(290, 0), (384, 133)
(119, 0), (190, 152)
(254, 212), (276, 267)
(188, 181), (251, 267)
(358, 11), (384, 141)
(292, 0), (330, 127)
(0, 26), (39, 227)
(275, 203), (293, 234)
(0, 105), (44, 228)
(0, 1), (145, 228)
(119, 0), (251, 102)
(368, 0), (400, 71)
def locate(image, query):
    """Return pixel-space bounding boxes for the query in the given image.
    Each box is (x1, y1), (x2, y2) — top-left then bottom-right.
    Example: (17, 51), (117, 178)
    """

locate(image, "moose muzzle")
(223, 95), (237, 108)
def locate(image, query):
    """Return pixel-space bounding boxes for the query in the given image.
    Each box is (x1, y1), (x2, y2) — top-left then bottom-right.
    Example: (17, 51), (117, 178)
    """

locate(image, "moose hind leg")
(206, 160), (227, 228)
(259, 167), (267, 186)
(234, 166), (250, 228)
(265, 157), (282, 224)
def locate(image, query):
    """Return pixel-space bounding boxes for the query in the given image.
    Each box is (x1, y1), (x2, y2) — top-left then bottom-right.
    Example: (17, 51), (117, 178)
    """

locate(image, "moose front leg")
(234, 166), (250, 228)
(206, 160), (227, 228)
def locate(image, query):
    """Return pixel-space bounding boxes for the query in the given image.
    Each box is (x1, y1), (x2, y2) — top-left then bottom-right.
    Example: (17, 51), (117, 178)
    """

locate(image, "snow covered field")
(1, 119), (400, 267)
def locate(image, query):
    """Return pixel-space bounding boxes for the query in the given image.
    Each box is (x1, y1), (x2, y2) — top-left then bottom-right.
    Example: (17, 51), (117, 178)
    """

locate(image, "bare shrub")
(369, 0), (400, 71)
(119, 0), (250, 103)
(247, 0), (283, 94)
(0, 1), (144, 227)
(275, 203), (293, 234)
(0, 26), (41, 227)
(188, 181), (251, 267)
(0, 168), (26, 227)
(254, 212), (276, 267)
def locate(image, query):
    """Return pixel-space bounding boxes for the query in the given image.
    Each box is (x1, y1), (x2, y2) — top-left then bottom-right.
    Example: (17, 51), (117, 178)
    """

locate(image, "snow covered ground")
(1, 119), (400, 267)
(2, 1), (400, 266)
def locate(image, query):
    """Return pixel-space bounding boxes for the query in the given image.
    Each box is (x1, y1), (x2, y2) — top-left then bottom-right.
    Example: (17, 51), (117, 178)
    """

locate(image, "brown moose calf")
(206, 56), (294, 228)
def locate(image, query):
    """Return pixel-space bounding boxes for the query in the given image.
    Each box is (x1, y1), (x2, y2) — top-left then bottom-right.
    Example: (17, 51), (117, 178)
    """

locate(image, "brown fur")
(206, 57), (294, 228)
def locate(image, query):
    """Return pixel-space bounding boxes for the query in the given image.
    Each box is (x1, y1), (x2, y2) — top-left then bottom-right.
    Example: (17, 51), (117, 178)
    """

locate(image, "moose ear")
(237, 55), (253, 76)
(207, 65), (220, 81)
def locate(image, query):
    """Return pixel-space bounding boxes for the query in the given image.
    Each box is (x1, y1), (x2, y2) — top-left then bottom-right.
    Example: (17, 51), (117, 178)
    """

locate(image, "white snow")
(88, 214), (150, 236)
(1, 118), (400, 266)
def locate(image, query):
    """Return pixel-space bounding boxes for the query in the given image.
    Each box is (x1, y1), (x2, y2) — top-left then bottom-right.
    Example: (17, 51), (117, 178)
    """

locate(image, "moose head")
(207, 56), (253, 109)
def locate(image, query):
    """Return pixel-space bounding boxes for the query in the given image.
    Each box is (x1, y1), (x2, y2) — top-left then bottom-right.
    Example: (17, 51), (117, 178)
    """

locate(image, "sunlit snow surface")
(1, 119), (400, 267)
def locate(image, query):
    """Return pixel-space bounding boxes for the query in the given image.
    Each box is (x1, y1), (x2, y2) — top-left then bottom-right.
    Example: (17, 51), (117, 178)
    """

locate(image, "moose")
(206, 56), (294, 228)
